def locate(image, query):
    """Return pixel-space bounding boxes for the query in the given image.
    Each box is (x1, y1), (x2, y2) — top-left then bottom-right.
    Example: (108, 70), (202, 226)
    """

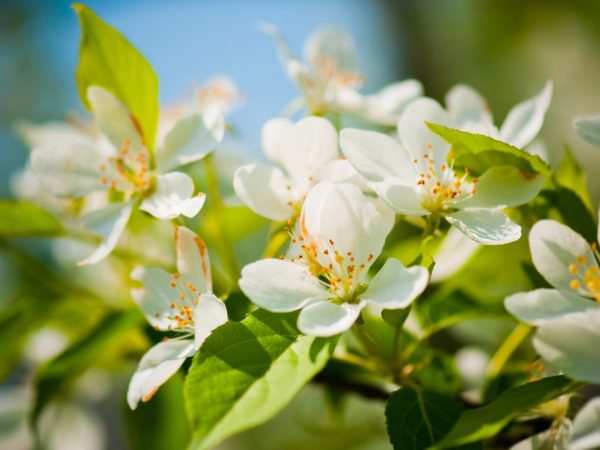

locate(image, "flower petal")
(233, 163), (297, 221)
(534, 309), (600, 384)
(261, 117), (294, 165)
(529, 220), (599, 294)
(397, 97), (452, 170)
(156, 112), (224, 172)
(127, 339), (195, 409)
(78, 202), (133, 266)
(445, 84), (492, 126)
(87, 86), (144, 152)
(16, 120), (94, 149)
(303, 26), (356, 72)
(193, 293), (228, 349)
(175, 226), (212, 295)
(131, 266), (181, 330)
(239, 259), (327, 312)
(297, 300), (364, 337)
(340, 128), (415, 183)
(499, 81), (553, 149)
(505, 288), (596, 326)
(30, 142), (105, 197)
(140, 172), (205, 220)
(301, 181), (395, 271)
(445, 208), (521, 245)
(458, 166), (544, 209)
(362, 258), (429, 309)
(372, 177), (429, 216)
(574, 114), (600, 147)
(279, 117), (339, 192)
(571, 397), (600, 450)
(316, 159), (372, 192)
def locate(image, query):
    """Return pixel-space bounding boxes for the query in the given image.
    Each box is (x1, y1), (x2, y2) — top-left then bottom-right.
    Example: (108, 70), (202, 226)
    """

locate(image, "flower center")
(413, 148), (478, 213)
(568, 247), (600, 301)
(280, 219), (371, 302)
(313, 56), (364, 90)
(99, 138), (151, 193)
(152, 272), (203, 332)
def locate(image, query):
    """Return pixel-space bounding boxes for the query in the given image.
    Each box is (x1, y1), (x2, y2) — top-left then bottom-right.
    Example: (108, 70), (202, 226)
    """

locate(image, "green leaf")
(184, 309), (337, 450)
(382, 307), (411, 328)
(73, 3), (159, 150)
(432, 376), (578, 449)
(554, 146), (593, 212)
(0, 200), (63, 237)
(385, 387), (479, 450)
(415, 290), (504, 338)
(31, 310), (142, 425)
(124, 373), (189, 450)
(426, 123), (551, 176)
(541, 187), (597, 243)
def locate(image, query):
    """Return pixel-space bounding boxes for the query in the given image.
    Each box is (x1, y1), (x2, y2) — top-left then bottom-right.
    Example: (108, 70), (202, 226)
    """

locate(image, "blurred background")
(2, 0), (600, 449)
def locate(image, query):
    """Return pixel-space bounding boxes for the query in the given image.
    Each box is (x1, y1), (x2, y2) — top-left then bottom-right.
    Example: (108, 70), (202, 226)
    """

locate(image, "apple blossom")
(239, 181), (428, 337)
(340, 97), (545, 244)
(128, 226), (228, 409)
(506, 219), (600, 384)
(29, 86), (223, 265)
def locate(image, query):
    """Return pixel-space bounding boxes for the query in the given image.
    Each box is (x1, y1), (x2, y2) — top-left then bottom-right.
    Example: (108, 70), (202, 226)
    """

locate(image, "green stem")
(262, 228), (289, 258)
(485, 323), (531, 383)
(203, 154), (239, 279)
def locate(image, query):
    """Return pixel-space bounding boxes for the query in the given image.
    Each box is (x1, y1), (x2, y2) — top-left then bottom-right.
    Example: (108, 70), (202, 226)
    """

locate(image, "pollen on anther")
(169, 281), (176, 288)
(569, 264), (579, 274)
(577, 255), (587, 265)
(570, 279), (581, 290)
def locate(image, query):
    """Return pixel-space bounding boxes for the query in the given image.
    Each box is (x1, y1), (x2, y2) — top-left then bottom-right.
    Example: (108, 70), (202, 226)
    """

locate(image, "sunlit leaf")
(0, 200), (63, 237)
(184, 309), (337, 450)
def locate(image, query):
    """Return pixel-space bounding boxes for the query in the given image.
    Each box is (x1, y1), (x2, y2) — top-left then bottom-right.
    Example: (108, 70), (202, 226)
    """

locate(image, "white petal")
(303, 26), (356, 72)
(157, 112), (224, 172)
(445, 208), (521, 245)
(362, 258), (428, 309)
(127, 339), (195, 409)
(529, 220), (598, 293)
(500, 81), (553, 149)
(372, 177), (429, 216)
(130, 266), (180, 330)
(140, 172), (205, 220)
(430, 227), (481, 283)
(297, 300), (364, 337)
(261, 117), (294, 165)
(87, 86), (144, 152)
(16, 120), (94, 149)
(301, 181), (394, 271)
(233, 163), (297, 221)
(505, 288), (596, 326)
(458, 166), (544, 209)
(279, 117), (339, 192)
(397, 97), (453, 170)
(574, 114), (600, 147)
(571, 397), (600, 450)
(30, 142), (104, 197)
(193, 293), (228, 349)
(534, 309), (600, 384)
(316, 159), (372, 192)
(175, 226), (212, 295)
(445, 84), (492, 126)
(239, 259), (327, 312)
(340, 128), (415, 183)
(78, 202), (133, 266)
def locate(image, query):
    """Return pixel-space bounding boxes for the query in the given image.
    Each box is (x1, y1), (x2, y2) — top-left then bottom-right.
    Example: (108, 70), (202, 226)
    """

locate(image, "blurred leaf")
(382, 307), (411, 328)
(124, 373), (189, 450)
(554, 146), (593, 212)
(541, 188), (596, 243)
(73, 3), (159, 149)
(426, 123), (551, 176)
(31, 309), (143, 425)
(385, 387), (479, 450)
(405, 347), (462, 396)
(0, 201), (63, 237)
(432, 376), (578, 449)
(184, 309), (337, 450)
(223, 206), (267, 241)
(415, 290), (504, 337)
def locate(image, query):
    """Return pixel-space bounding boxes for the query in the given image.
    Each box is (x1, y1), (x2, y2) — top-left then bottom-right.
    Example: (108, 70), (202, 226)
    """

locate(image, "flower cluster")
(11, 7), (600, 449)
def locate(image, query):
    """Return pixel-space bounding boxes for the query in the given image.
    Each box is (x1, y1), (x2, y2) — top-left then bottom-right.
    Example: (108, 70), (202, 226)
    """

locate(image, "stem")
(485, 323), (531, 383)
(423, 214), (440, 237)
(203, 154), (239, 279)
(262, 228), (289, 258)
